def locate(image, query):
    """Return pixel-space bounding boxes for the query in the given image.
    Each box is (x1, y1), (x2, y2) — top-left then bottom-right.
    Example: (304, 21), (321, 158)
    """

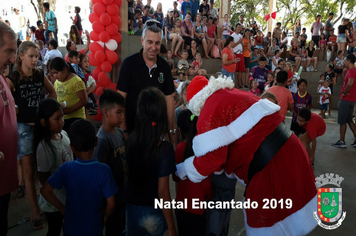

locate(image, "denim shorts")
(126, 204), (167, 236)
(337, 34), (346, 43)
(17, 123), (35, 157)
(221, 68), (235, 83)
(320, 103), (328, 111)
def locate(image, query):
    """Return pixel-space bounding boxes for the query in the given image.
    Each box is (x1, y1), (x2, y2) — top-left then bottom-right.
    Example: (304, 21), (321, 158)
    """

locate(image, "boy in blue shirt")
(41, 120), (118, 236)
(94, 89), (127, 235)
(181, 0), (192, 19)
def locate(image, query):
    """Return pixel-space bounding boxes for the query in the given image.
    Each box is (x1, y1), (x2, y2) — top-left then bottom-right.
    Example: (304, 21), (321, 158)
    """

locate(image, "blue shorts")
(17, 123), (35, 158)
(221, 68), (235, 83)
(126, 204), (167, 236)
(320, 103), (328, 111)
(222, 35), (229, 40)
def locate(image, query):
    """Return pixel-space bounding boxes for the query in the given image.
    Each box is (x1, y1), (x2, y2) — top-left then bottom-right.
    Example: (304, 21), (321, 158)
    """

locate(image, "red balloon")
(101, 61), (112, 73)
(92, 66), (102, 80)
(89, 13), (100, 24)
(106, 4), (119, 16)
(89, 42), (104, 53)
(103, 0), (113, 5)
(113, 0), (122, 8)
(99, 31), (110, 43)
(98, 72), (110, 85)
(264, 14), (270, 22)
(90, 31), (100, 41)
(105, 50), (118, 64)
(111, 15), (121, 27)
(111, 33), (122, 44)
(95, 50), (106, 64)
(100, 13), (111, 26)
(93, 3), (106, 16)
(106, 23), (118, 36)
(88, 53), (100, 66)
(92, 0), (103, 4)
(108, 83), (117, 90)
(95, 86), (104, 97)
(92, 21), (105, 34)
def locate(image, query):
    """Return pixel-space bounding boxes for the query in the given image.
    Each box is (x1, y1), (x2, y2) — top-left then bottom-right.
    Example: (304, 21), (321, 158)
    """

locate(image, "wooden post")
(267, 0), (275, 33)
(219, 0), (231, 21)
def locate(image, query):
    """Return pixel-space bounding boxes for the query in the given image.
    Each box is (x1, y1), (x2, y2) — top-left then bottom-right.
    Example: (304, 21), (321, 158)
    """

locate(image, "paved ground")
(7, 109), (356, 236)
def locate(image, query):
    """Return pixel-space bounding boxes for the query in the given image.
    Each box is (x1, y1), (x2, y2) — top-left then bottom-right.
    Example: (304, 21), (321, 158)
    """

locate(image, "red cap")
(186, 76), (209, 102)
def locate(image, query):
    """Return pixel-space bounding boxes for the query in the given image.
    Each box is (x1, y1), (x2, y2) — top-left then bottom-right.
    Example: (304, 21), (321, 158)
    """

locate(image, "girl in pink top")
(249, 78), (260, 96)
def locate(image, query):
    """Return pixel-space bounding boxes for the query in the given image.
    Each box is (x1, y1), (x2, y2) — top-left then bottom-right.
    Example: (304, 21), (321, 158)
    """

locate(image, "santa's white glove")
(175, 162), (187, 180)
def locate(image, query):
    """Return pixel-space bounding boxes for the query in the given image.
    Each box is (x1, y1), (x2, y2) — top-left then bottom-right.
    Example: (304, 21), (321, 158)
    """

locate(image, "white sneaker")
(306, 67), (310, 72)
(309, 66), (314, 72)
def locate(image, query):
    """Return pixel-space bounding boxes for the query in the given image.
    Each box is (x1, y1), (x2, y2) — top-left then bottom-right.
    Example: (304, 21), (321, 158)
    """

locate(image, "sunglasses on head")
(145, 20), (162, 29)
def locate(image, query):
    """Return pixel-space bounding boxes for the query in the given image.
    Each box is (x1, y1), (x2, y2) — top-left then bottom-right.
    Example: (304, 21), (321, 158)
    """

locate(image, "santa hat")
(187, 75), (235, 116)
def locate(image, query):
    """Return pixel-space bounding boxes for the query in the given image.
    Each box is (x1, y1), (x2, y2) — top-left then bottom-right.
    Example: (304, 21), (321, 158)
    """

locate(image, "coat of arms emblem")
(314, 173), (346, 230)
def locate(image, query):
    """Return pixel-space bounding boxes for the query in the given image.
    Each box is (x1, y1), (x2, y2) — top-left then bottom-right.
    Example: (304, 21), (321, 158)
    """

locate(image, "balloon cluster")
(88, 0), (122, 120)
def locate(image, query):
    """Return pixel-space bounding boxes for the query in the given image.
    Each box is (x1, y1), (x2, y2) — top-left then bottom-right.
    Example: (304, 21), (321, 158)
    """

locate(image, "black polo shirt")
(117, 49), (175, 132)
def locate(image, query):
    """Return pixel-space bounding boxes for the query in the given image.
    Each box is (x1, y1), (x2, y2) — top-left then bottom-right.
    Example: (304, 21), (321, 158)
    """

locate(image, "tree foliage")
(218, 0), (355, 33)
(278, 0), (355, 32)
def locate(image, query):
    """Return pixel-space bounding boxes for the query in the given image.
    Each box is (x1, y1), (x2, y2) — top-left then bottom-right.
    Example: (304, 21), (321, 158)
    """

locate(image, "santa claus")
(176, 75), (317, 235)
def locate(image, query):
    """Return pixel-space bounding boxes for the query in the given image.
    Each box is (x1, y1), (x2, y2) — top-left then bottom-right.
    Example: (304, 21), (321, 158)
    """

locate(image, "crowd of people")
(128, 1), (356, 79)
(1, 1), (356, 236)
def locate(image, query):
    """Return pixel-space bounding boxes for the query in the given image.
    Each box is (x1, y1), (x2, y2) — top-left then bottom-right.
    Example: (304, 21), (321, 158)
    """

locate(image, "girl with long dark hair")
(34, 98), (73, 236)
(126, 87), (177, 236)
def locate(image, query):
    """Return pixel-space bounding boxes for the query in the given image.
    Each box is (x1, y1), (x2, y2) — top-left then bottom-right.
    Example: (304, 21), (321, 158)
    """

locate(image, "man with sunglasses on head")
(117, 19), (176, 141)
(0, 21), (18, 236)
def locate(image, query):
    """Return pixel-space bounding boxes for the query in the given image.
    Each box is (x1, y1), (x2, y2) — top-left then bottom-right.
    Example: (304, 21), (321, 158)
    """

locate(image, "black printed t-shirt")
(7, 70), (45, 123)
(117, 49), (175, 133)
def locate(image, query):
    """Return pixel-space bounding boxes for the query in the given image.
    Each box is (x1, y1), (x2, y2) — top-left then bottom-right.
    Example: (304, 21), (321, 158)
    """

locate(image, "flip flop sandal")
(32, 217), (44, 230)
(17, 185), (25, 198)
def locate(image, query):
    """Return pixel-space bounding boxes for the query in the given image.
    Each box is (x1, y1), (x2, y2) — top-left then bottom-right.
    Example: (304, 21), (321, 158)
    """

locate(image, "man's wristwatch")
(169, 129), (176, 134)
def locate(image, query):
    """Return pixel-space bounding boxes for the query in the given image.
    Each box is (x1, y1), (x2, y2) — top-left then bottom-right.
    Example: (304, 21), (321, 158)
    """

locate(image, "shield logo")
(317, 188), (342, 223)
(158, 72), (164, 83)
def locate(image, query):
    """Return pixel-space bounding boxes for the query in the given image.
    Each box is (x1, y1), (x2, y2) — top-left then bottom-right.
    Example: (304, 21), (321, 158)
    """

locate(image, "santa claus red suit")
(176, 75), (318, 235)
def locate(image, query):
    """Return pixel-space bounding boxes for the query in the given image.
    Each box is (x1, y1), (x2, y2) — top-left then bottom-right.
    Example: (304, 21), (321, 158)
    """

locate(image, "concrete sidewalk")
(7, 110), (356, 236)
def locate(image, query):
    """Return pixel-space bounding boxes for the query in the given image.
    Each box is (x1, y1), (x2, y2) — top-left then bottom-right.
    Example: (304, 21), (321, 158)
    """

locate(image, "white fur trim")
(184, 156), (207, 183)
(243, 194), (317, 236)
(193, 99), (280, 157)
(187, 75), (235, 116)
(214, 169), (224, 175)
(175, 163), (187, 180)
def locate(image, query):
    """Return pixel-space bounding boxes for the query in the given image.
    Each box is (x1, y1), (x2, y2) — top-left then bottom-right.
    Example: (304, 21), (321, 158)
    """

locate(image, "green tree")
(226, 0), (269, 31)
(216, 0), (355, 33)
(278, 0), (355, 33)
